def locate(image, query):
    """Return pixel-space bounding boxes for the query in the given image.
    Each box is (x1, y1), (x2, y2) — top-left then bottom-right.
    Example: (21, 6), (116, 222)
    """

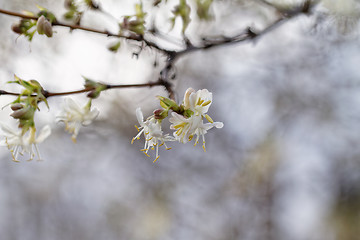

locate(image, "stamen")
(202, 100), (211, 106)
(131, 137), (135, 144)
(159, 142), (164, 147)
(173, 123), (185, 129)
(202, 135), (206, 152)
(11, 150), (20, 162)
(175, 128), (183, 135)
(134, 125), (140, 132)
(205, 114), (214, 123)
(143, 152), (150, 157)
(194, 140), (199, 146)
(188, 135), (193, 141)
(197, 98), (204, 105)
(151, 146), (155, 150)
(153, 155), (160, 163)
(166, 147), (172, 150)
(34, 144), (42, 161)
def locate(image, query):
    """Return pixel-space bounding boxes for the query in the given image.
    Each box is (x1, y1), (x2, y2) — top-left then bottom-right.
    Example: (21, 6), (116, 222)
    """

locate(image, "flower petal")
(136, 107), (144, 126)
(36, 125), (51, 143)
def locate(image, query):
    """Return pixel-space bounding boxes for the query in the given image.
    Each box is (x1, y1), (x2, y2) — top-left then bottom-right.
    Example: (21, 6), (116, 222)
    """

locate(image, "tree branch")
(173, 0), (315, 59)
(0, 8), (168, 53)
(0, 81), (164, 98)
(0, 0), (315, 101)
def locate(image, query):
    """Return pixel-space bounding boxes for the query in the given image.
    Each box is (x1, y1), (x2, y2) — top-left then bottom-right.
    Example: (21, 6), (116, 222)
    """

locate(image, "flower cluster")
(0, 123), (51, 162)
(56, 98), (99, 143)
(0, 76), (99, 162)
(132, 88), (223, 162)
(0, 76), (222, 163)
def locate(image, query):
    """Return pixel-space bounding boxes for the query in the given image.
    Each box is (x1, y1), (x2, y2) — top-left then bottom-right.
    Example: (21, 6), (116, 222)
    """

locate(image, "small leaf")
(108, 41), (121, 52)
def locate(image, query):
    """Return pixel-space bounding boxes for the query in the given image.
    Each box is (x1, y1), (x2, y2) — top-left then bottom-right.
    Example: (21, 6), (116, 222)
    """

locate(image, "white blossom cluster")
(0, 98), (98, 161)
(0, 88), (223, 162)
(132, 88), (224, 162)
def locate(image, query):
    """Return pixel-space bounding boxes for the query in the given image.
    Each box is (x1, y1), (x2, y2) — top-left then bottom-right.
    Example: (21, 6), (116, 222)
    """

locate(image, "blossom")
(169, 112), (223, 151)
(0, 124), (51, 162)
(56, 98), (99, 143)
(184, 88), (213, 116)
(170, 87), (223, 151)
(132, 108), (175, 162)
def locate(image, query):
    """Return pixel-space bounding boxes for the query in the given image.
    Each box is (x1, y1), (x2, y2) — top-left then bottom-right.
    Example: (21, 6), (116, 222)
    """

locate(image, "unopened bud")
(87, 90), (100, 99)
(43, 21), (53, 37)
(10, 106), (32, 120)
(10, 103), (24, 111)
(37, 15), (53, 37)
(37, 15), (46, 34)
(153, 109), (168, 119)
(11, 23), (22, 34)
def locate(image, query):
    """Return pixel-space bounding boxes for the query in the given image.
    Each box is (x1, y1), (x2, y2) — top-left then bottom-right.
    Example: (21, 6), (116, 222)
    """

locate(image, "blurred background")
(0, 0), (360, 239)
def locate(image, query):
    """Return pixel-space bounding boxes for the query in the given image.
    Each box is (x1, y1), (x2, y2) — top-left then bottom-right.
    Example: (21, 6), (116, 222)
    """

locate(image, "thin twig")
(0, 0), (315, 101)
(0, 8), (167, 52)
(0, 81), (164, 98)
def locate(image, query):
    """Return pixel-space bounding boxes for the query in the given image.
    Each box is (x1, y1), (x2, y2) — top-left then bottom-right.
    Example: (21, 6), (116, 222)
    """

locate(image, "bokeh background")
(0, 0), (360, 239)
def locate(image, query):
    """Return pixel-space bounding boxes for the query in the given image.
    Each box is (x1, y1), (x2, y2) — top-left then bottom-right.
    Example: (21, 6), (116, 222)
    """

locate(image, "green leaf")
(108, 41), (121, 52)
(172, 0), (191, 34)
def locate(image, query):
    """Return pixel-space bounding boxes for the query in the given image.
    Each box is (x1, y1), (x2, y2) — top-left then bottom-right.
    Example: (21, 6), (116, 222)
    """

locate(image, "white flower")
(184, 88), (213, 116)
(169, 112), (223, 151)
(132, 108), (175, 162)
(0, 124), (51, 162)
(171, 87), (223, 151)
(56, 98), (99, 142)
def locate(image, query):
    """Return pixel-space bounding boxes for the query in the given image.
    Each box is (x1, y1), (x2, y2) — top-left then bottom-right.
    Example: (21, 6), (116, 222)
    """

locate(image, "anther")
(134, 125), (140, 132)
(153, 156), (160, 163)
(205, 114), (214, 123)
(202, 100), (211, 106)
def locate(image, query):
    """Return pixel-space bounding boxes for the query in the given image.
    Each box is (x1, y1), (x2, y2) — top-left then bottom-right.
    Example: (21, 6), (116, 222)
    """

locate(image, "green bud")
(157, 96), (180, 112)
